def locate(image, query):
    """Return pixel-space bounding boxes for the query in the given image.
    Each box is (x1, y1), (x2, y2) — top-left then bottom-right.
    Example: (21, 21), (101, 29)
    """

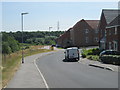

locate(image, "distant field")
(2, 45), (52, 88)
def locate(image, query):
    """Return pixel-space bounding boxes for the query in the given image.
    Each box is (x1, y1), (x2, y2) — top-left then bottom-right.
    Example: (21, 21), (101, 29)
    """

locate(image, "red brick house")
(98, 9), (119, 50)
(56, 28), (72, 48)
(106, 15), (120, 51)
(70, 19), (99, 47)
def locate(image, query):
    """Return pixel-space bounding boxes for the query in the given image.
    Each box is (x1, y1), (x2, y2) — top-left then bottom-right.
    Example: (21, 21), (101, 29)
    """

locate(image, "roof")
(85, 20), (99, 30)
(107, 14), (120, 27)
(67, 47), (78, 50)
(57, 29), (70, 40)
(102, 9), (119, 24)
(73, 19), (99, 30)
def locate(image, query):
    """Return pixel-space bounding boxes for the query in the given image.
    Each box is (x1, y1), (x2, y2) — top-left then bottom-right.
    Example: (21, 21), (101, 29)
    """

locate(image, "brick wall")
(106, 26), (120, 51)
(71, 19), (99, 47)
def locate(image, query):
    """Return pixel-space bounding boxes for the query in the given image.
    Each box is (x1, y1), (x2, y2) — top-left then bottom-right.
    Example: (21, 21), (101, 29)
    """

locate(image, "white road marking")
(34, 58), (49, 89)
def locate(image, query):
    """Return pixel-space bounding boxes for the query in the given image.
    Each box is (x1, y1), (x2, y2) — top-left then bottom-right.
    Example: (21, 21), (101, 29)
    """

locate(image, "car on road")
(99, 50), (120, 57)
(64, 47), (79, 61)
(51, 44), (56, 47)
(99, 50), (120, 64)
(56, 44), (61, 48)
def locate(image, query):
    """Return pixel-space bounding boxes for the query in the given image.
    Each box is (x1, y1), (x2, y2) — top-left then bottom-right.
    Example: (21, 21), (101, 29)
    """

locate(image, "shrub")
(81, 48), (101, 58)
(92, 48), (101, 55)
(81, 48), (87, 58)
(25, 46), (30, 49)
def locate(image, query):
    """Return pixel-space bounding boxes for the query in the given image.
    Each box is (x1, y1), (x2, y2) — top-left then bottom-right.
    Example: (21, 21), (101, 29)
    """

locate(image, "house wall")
(57, 19), (99, 48)
(106, 26), (120, 51)
(118, 26), (120, 51)
(70, 28), (75, 46)
(72, 20), (98, 47)
(56, 30), (71, 48)
(98, 13), (107, 41)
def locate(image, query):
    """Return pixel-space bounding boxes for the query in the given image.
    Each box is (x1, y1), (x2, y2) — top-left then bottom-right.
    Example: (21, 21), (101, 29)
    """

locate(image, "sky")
(1, 1), (119, 32)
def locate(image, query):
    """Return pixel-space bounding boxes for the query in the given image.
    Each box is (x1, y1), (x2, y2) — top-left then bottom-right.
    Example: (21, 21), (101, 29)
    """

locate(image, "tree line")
(2, 31), (64, 55)
(7, 31), (64, 45)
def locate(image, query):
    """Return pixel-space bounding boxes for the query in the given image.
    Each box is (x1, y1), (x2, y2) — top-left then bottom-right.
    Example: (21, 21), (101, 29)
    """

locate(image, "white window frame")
(109, 42), (112, 50)
(113, 41), (118, 51)
(94, 37), (98, 42)
(95, 29), (98, 33)
(85, 29), (89, 34)
(115, 27), (117, 35)
(109, 30), (111, 35)
(85, 37), (89, 43)
(105, 29), (107, 37)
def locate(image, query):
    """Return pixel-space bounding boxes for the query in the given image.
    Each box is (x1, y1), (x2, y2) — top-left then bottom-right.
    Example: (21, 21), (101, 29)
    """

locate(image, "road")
(36, 50), (118, 88)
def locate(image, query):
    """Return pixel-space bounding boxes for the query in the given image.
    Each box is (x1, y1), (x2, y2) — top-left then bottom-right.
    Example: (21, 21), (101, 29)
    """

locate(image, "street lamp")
(49, 27), (52, 32)
(21, 12), (28, 63)
(49, 27), (52, 37)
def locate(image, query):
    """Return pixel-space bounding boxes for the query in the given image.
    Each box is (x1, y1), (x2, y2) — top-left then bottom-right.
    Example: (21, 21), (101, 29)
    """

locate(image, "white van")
(64, 47), (79, 61)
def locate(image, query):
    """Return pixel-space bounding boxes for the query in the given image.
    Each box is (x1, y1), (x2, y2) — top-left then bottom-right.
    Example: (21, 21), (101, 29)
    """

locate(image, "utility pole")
(49, 27), (52, 37)
(57, 21), (59, 31)
(21, 12), (28, 64)
(49, 27), (52, 32)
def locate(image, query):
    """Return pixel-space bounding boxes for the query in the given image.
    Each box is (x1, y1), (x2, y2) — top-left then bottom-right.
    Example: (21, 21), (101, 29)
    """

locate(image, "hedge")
(100, 55), (120, 65)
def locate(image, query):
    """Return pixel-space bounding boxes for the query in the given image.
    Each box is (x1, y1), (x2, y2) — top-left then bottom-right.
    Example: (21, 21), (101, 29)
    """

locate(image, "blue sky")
(2, 2), (118, 32)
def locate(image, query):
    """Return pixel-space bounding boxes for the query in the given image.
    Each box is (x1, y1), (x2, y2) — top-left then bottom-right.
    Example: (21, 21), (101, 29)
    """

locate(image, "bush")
(100, 55), (120, 65)
(25, 46), (30, 49)
(81, 48), (101, 57)
(81, 48), (87, 58)
(81, 48), (101, 61)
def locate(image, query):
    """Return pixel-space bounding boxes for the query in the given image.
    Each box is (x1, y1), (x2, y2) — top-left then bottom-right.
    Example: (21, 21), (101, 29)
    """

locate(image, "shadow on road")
(62, 59), (78, 62)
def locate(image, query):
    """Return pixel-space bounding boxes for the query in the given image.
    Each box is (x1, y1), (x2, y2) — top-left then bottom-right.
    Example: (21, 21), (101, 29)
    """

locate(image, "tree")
(2, 32), (20, 53)
(2, 42), (12, 55)
(2, 42), (12, 61)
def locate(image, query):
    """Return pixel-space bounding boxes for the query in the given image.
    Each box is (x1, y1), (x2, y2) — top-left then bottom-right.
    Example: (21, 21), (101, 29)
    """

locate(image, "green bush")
(81, 48), (88, 58)
(81, 48), (101, 61)
(25, 46), (30, 49)
(100, 55), (120, 65)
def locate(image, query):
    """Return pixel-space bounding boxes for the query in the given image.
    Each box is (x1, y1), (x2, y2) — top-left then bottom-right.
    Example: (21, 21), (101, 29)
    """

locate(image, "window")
(109, 42), (112, 50)
(115, 27), (117, 35)
(113, 41), (118, 51)
(85, 29), (89, 34)
(95, 29), (98, 33)
(101, 29), (102, 34)
(85, 37), (89, 43)
(109, 30), (111, 35)
(105, 30), (107, 37)
(94, 37), (98, 42)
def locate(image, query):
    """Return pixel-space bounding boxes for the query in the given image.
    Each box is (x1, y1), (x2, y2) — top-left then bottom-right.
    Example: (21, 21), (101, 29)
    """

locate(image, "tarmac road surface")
(36, 50), (118, 88)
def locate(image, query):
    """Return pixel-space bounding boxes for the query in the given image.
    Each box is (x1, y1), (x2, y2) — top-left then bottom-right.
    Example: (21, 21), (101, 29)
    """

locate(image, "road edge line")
(34, 59), (49, 89)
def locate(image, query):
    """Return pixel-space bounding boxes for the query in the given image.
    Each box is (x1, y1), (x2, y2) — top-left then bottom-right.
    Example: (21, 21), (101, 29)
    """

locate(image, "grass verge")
(2, 45), (53, 88)
(86, 55), (100, 61)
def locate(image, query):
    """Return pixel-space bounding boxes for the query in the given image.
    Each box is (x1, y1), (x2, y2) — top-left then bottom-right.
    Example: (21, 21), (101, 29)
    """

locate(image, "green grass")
(86, 55), (100, 61)
(2, 45), (53, 88)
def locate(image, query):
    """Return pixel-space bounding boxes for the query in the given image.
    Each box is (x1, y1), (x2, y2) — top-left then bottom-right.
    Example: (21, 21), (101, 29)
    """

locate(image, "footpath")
(5, 50), (57, 88)
(80, 58), (119, 72)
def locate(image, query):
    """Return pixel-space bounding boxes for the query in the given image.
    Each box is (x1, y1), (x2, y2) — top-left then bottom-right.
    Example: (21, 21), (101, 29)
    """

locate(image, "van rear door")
(69, 49), (78, 59)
